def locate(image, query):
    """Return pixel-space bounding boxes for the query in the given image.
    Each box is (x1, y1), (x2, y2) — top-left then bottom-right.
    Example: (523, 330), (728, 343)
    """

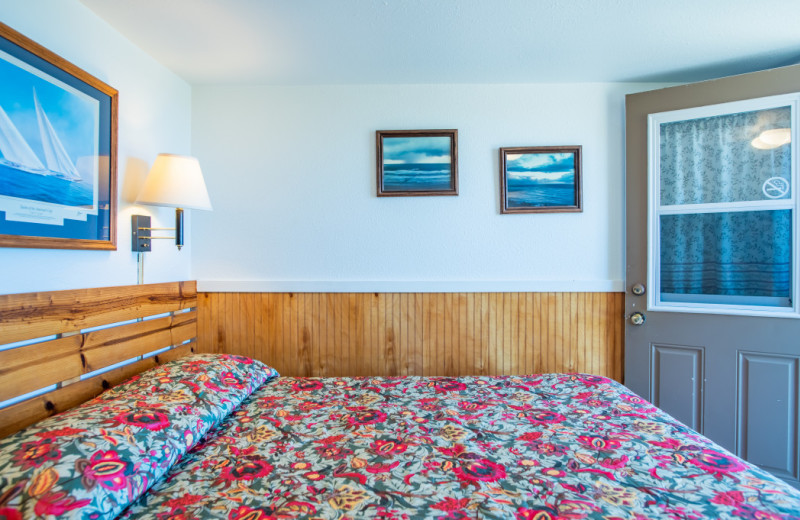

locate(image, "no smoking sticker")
(762, 177), (790, 199)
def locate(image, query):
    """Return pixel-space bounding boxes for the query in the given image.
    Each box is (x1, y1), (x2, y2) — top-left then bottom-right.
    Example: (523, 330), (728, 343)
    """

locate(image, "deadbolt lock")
(631, 283), (646, 296)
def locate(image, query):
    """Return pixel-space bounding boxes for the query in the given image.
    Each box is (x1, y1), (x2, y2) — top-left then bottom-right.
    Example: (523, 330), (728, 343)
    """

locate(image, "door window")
(648, 94), (799, 317)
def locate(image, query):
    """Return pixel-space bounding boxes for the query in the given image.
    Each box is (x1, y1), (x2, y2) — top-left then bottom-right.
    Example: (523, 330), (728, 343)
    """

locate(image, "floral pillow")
(0, 353), (277, 520)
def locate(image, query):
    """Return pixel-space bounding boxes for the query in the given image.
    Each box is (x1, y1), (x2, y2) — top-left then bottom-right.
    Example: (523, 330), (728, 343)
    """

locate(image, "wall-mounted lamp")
(132, 154), (212, 252)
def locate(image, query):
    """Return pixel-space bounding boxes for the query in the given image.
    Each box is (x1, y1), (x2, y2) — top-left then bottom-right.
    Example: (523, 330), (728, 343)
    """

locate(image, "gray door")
(625, 65), (800, 488)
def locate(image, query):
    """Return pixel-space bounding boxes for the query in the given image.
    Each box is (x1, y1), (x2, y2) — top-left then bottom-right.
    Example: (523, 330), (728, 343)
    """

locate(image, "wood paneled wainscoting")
(198, 292), (624, 381)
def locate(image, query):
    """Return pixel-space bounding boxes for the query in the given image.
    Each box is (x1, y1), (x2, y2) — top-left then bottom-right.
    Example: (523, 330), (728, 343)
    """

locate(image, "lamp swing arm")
(132, 208), (185, 251)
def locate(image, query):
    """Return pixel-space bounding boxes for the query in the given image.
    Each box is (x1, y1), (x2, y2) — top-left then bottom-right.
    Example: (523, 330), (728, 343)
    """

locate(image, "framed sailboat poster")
(0, 23), (117, 250)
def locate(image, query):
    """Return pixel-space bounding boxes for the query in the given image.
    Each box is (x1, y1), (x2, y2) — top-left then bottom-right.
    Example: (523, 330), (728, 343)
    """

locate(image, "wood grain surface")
(0, 281), (197, 344)
(0, 344), (194, 439)
(198, 292), (624, 380)
(0, 282), (198, 438)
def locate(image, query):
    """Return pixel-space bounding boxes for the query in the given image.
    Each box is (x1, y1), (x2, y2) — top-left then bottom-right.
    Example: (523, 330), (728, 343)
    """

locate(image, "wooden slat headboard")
(0, 281), (197, 438)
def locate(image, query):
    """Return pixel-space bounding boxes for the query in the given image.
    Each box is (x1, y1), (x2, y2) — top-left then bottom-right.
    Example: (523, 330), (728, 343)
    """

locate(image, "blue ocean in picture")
(383, 163), (452, 191)
(507, 181), (575, 206)
(0, 164), (93, 206)
(506, 151), (575, 207)
(382, 135), (452, 192)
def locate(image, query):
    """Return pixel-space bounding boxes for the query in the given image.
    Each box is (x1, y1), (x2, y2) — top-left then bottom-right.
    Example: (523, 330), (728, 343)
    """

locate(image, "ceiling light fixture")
(751, 128), (791, 150)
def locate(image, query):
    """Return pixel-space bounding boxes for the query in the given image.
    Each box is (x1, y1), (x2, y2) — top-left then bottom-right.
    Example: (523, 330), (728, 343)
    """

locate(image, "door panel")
(737, 352), (798, 480)
(625, 65), (800, 488)
(651, 344), (703, 431)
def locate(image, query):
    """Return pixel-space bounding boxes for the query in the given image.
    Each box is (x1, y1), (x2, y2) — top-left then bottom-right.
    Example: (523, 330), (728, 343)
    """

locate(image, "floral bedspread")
(122, 373), (800, 519)
(0, 354), (274, 520)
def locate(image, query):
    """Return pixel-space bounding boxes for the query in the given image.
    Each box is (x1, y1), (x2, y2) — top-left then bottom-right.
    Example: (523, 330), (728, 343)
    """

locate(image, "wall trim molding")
(198, 280), (625, 293)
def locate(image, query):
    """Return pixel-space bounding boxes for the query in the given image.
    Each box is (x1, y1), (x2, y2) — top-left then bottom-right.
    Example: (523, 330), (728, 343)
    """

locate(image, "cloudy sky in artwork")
(507, 152), (574, 183)
(383, 136), (451, 164)
(0, 50), (98, 167)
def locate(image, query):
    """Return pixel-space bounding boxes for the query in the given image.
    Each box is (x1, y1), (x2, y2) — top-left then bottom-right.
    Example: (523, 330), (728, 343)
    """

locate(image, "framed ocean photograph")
(376, 129), (458, 196)
(0, 23), (118, 250)
(500, 146), (582, 214)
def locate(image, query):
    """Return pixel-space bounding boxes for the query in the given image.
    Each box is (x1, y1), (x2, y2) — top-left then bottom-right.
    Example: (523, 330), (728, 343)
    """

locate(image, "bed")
(1, 354), (800, 519)
(1, 283), (799, 519)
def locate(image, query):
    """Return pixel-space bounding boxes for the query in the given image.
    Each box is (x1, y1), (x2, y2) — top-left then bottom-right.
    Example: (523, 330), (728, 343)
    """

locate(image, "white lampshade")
(136, 153), (212, 210)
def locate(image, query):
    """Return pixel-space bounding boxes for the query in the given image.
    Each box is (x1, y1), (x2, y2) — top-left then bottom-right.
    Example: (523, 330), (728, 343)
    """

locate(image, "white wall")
(0, 2), (664, 294)
(192, 83), (661, 292)
(0, 0), (193, 294)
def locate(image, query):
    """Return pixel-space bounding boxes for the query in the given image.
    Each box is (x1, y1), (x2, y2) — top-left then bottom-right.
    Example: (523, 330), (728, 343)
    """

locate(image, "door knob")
(630, 312), (646, 326)
(631, 283), (646, 296)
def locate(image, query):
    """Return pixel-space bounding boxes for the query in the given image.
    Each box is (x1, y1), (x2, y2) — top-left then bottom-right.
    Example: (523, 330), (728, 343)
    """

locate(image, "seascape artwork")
(505, 151), (577, 208)
(380, 135), (454, 192)
(0, 49), (99, 210)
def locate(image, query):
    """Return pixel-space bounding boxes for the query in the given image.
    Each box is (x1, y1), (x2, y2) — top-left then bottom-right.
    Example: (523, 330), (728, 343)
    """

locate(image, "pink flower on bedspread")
(515, 505), (563, 520)
(12, 440), (60, 469)
(526, 410), (566, 425)
(219, 371), (246, 389)
(228, 505), (275, 520)
(711, 490), (744, 506)
(434, 379), (467, 393)
(370, 439), (408, 457)
(0, 507), (22, 520)
(574, 375), (611, 386)
(430, 497), (470, 512)
(33, 426), (86, 440)
(315, 444), (353, 460)
(33, 491), (91, 516)
(731, 505), (795, 520)
(690, 449), (746, 475)
(347, 409), (388, 426)
(160, 493), (206, 513)
(458, 400), (488, 411)
(516, 431), (543, 443)
(454, 458), (506, 483)
(181, 359), (212, 373)
(620, 394), (647, 405)
(219, 459), (274, 483)
(115, 409), (170, 431)
(221, 354), (253, 364)
(292, 380), (323, 392)
(600, 455), (629, 469)
(577, 436), (622, 452)
(83, 450), (129, 491)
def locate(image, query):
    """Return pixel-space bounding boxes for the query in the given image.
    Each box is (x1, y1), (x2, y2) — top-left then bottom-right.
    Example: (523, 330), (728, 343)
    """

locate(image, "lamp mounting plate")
(132, 215), (152, 252)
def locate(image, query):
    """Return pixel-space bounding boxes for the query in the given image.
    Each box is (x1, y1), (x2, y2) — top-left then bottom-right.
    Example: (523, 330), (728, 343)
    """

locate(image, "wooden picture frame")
(0, 23), (118, 250)
(376, 129), (458, 197)
(500, 146), (582, 214)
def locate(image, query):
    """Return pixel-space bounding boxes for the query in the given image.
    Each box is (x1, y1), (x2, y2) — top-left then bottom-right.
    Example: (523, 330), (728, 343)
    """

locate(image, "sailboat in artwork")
(0, 88), (82, 182)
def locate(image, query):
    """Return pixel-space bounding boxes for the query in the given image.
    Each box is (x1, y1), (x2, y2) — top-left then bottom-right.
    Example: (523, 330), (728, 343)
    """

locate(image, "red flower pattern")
(454, 458), (507, 483)
(120, 372), (800, 518)
(0, 354), (276, 519)
(12, 440), (60, 470)
(84, 450), (129, 490)
(3, 363), (800, 520)
(115, 409), (171, 431)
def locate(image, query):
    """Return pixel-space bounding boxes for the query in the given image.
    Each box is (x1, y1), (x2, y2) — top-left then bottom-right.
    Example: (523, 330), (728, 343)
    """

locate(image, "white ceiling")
(79, 0), (800, 85)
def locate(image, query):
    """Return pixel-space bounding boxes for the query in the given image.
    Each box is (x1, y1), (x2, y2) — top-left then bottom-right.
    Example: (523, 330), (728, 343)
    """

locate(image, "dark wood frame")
(0, 22), (118, 250)
(500, 145), (582, 214)
(376, 129), (458, 197)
